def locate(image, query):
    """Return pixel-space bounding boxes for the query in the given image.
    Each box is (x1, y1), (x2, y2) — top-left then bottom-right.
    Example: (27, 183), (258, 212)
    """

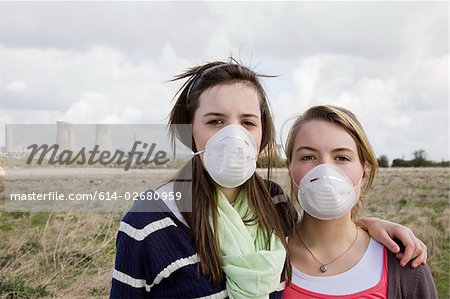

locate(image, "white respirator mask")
(294, 164), (362, 220)
(194, 124), (257, 188)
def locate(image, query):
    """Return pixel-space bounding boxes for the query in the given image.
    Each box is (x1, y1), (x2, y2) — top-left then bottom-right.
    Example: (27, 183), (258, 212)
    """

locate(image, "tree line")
(377, 150), (449, 168)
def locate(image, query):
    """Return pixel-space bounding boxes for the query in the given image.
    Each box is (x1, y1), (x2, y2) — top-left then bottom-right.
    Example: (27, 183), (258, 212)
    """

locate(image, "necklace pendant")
(320, 264), (327, 273)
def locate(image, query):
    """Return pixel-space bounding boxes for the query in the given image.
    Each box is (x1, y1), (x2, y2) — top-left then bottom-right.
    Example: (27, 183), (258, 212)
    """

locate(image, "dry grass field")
(0, 167), (448, 298)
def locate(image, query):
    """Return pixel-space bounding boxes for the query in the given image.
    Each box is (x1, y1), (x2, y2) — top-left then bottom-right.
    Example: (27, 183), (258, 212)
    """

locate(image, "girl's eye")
(301, 155), (315, 161)
(206, 119), (224, 125)
(242, 120), (256, 127)
(336, 156), (351, 162)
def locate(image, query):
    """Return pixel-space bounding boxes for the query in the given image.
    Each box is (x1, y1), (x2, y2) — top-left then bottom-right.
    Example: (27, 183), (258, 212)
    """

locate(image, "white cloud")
(0, 44), (189, 123)
(4, 80), (27, 92)
(271, 48), (448, 161)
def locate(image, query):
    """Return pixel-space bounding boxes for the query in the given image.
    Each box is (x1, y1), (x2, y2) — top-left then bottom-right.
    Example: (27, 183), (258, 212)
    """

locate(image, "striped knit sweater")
(110, 181), (297, 299)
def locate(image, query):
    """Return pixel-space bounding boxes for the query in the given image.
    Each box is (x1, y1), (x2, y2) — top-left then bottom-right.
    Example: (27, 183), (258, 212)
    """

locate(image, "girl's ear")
(286, 160), (292, 177)
(362, 163), (368, 178)
(361, 165), (368, 187)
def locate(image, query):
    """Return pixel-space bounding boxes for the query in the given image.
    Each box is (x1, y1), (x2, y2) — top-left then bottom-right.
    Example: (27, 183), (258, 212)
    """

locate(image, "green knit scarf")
(212, 189), (286, 299)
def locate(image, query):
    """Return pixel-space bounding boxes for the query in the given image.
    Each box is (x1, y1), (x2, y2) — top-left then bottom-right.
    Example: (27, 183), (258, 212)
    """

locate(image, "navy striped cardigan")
(110, 181), (297, 299)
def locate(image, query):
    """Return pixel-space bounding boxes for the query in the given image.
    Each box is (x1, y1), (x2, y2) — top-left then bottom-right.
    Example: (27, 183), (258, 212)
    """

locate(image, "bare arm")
(357, 217), (427, 268)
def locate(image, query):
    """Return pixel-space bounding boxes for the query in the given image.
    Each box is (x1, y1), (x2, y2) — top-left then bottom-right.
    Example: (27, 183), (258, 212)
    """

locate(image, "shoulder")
(264, 180), (289, 204)
(120, 209), (177, 235)
(264, 179), (298, 235)
(119, 184), (182, 237)
(386, 249), (437, 298)
(125, 183), (175, 214)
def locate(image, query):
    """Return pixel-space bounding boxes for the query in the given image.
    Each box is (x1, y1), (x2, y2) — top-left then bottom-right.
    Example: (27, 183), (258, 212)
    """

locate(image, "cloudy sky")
(0, 2), (448, 162)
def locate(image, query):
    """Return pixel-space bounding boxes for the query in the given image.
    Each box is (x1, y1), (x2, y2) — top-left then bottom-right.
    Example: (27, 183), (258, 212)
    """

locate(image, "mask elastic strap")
(353, 173), (364, 190)
(291, 176), (300, 189)
(192, 150), (205, 156)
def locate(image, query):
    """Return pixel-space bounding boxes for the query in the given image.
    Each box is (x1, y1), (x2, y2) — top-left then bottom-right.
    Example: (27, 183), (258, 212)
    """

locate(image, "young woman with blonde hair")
(283, 105), (436, 298)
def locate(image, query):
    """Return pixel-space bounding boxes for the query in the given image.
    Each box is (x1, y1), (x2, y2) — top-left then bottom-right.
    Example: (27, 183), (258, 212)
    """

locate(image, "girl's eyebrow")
(202, 112), (259, 118)
(242, 113), (259, 119)
(331, 147), (354, 154)
(295, 146), (355, 153)
(202, 112), (226, 118)
(295, 146), (317, 152)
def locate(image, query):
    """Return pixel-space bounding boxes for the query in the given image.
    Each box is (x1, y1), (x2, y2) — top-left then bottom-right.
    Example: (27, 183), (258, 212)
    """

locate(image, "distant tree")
(412, 149), (427, 167)
(392, 158), (411, 167)
(413, 149), (427, 160)
(377, 155), (389, 168)
(392, 150), (449, 167)
(437, 160), (450, 167)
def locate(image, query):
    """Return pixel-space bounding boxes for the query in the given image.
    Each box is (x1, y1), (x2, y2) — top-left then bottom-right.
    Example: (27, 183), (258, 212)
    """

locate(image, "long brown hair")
(284, 105), (378, 220)
(168, 59), (290, 285)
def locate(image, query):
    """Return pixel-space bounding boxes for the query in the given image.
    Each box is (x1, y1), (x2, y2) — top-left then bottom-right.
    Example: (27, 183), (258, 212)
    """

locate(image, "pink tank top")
(282, 247), (388, 299)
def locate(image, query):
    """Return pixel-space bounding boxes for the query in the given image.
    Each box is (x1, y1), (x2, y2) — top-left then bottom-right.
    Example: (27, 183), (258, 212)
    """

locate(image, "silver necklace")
(298, 225), (359, 273)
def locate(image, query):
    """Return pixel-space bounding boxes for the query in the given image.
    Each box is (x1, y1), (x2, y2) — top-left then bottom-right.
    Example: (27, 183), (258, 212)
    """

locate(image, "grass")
(363, 168), (449, 298)
(0, 209), (120, 297)
(0, 167), (448, 298)
(0, 275), (49, 298)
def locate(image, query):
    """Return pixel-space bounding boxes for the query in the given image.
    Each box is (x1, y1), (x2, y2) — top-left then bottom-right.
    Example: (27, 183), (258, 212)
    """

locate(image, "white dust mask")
(195, 124), (257, 188)
(295, 164), (362, 220)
